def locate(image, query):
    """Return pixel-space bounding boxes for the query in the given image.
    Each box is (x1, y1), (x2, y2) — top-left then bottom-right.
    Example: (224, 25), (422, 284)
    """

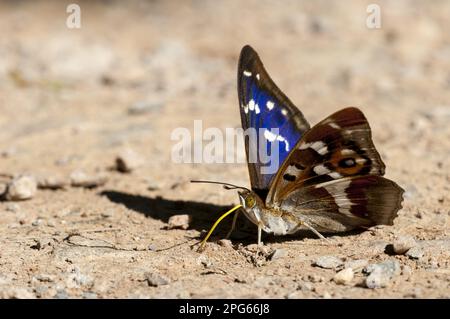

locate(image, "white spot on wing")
(329, 122), (341, 129)
(264, 130), (290, 151)
(264, 130), (277, 142)
(249, 99), (255, 111)
(299, 141), (328, 155)
(313, 164), (331, 175)
(281, 109), (288, 116)
(266, 101), (275, 110)
(244, 105), (248, 114)
(328, 171), (342, 179)
(256, 73), (260, 81)
(243, 70), (252, 77)
(341, 149), (355, 155)
(255, 103), (260, 114)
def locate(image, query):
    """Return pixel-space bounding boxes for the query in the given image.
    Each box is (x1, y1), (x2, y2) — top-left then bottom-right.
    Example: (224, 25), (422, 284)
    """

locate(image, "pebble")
(70, 170), (107, 188)
(313, 256), (343, 269)
(333, 268), (354, 285)
(145, 272), (170, 287)
(82, 292), (98, 299)
(218, 239), (233, 248)
(5, 203), (20, 212)
(167, 214), (191, 230)
(37, 175), (68, 190)
(54, 289), (69, 299)
(392, 235), (417, 255)
(5, 175), (37, 201)
(0, 287), (35, 299)
(406, 246), (424, 260)
(128, 101), (163, 115)
(365, 259), (401, 289)
(344, 259), (369, 271)
(270, 248), (287, 261)
(401, 265), (413, 276)
(115, 149), (144, 173)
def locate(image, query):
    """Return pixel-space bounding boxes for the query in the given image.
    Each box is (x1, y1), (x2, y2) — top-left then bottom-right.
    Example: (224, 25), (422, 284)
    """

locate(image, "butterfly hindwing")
(278, 175), (404, 232)
(238, 45), (310, 197)
(265, 107), (403, 229)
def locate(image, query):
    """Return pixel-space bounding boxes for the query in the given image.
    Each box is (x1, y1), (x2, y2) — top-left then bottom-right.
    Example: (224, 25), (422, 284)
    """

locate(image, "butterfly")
(194, 45), (404, 248)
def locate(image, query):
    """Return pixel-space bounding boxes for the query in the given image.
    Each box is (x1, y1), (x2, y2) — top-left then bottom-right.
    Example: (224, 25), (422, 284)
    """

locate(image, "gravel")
(5, 175), (37, 200)
(406, 246), (424, 260)
(392, 235), (417, 255)
(37, 175), (68, 190)
(115, 148), (144, 173)
(167, 214), (192, 230)
(270, 248), (287, 261)
(128, 101), (164, 115)
(145, 272), (170, 287)
(313, 256), (343, 269)
(365, 259), (401, 289)
(333, 268), (354, 285)
(70, 170), (107, 188)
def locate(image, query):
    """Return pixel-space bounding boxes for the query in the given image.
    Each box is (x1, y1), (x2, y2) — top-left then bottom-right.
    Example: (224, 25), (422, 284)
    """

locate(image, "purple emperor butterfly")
(194, 45), (404, 249)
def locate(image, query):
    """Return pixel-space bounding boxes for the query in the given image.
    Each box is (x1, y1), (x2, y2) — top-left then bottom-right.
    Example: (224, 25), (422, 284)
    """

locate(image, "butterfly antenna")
(190, 180), (250, 192)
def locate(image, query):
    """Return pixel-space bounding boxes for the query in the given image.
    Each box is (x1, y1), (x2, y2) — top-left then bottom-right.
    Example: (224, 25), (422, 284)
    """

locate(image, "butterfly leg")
(225, 209), (240, 239)
(257, 225), (262, 246)
(300, 221), (330, 242)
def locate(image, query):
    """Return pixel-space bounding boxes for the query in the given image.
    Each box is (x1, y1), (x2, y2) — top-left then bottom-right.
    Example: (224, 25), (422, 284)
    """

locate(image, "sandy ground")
(0, 0), (449, 299)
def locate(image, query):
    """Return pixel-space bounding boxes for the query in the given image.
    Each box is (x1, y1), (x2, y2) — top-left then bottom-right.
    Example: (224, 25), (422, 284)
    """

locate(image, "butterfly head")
(237, 190), (264, 227)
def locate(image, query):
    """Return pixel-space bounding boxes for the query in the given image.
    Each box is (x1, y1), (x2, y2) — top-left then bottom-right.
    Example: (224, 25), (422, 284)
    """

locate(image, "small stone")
(46, 219), (56, 227)
(406, 246), (424, 260)
(313, 256), (343, 269)
(54, 289), (69, 299)
(5, 175), (37, 201)
(270, 248), (287, 261)
(333, 268), (354, 285)
(167, 214), (191, 230)
(344, 259), (369, 271)
(33, 274), (54, 283)
(37, 175), (68, 190)
(0, 287), (35, 299)
(145, 272), (170, 287)
(101, 210), (114, 218)
(128, 101), (163, 115)
(197, 255), (213, 268)
(392, 235), (417, 255)
(115, 149), (144, 173)
(298, 282), (313, 292)
(82, 292), (98, 299)
(401, 265), (413, 276)
(365, 259), (401, 289)
(32, 219), (44, 227)
(322, 291), (332, 299)
(218, 239), (233, 248)
(5, 203), (20, 212)
(70, 170), (107, 188)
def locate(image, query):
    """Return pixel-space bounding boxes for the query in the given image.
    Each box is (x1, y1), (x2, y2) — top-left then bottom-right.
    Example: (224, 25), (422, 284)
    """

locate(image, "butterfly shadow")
(98, 190), (256, 240)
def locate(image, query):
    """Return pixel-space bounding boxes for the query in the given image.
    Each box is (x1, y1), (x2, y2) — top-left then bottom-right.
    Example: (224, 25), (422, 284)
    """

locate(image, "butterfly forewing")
(238, 45), (310, 197)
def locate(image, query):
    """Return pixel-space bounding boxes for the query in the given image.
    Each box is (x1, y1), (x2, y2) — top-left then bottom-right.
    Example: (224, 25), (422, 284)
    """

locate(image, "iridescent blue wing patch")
(238, 45), (310, 198)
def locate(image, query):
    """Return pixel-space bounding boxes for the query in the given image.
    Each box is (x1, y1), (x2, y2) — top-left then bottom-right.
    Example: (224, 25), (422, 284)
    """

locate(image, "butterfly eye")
(245, 196), (256, 208)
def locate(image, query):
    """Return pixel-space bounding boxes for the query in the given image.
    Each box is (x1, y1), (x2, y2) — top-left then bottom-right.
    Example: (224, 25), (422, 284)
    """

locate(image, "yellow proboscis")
(199, 204), (242, 250)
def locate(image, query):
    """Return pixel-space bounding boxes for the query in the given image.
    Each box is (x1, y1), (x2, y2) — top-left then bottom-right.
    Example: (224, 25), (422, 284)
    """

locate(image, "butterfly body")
(236, 45), (404, 244)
